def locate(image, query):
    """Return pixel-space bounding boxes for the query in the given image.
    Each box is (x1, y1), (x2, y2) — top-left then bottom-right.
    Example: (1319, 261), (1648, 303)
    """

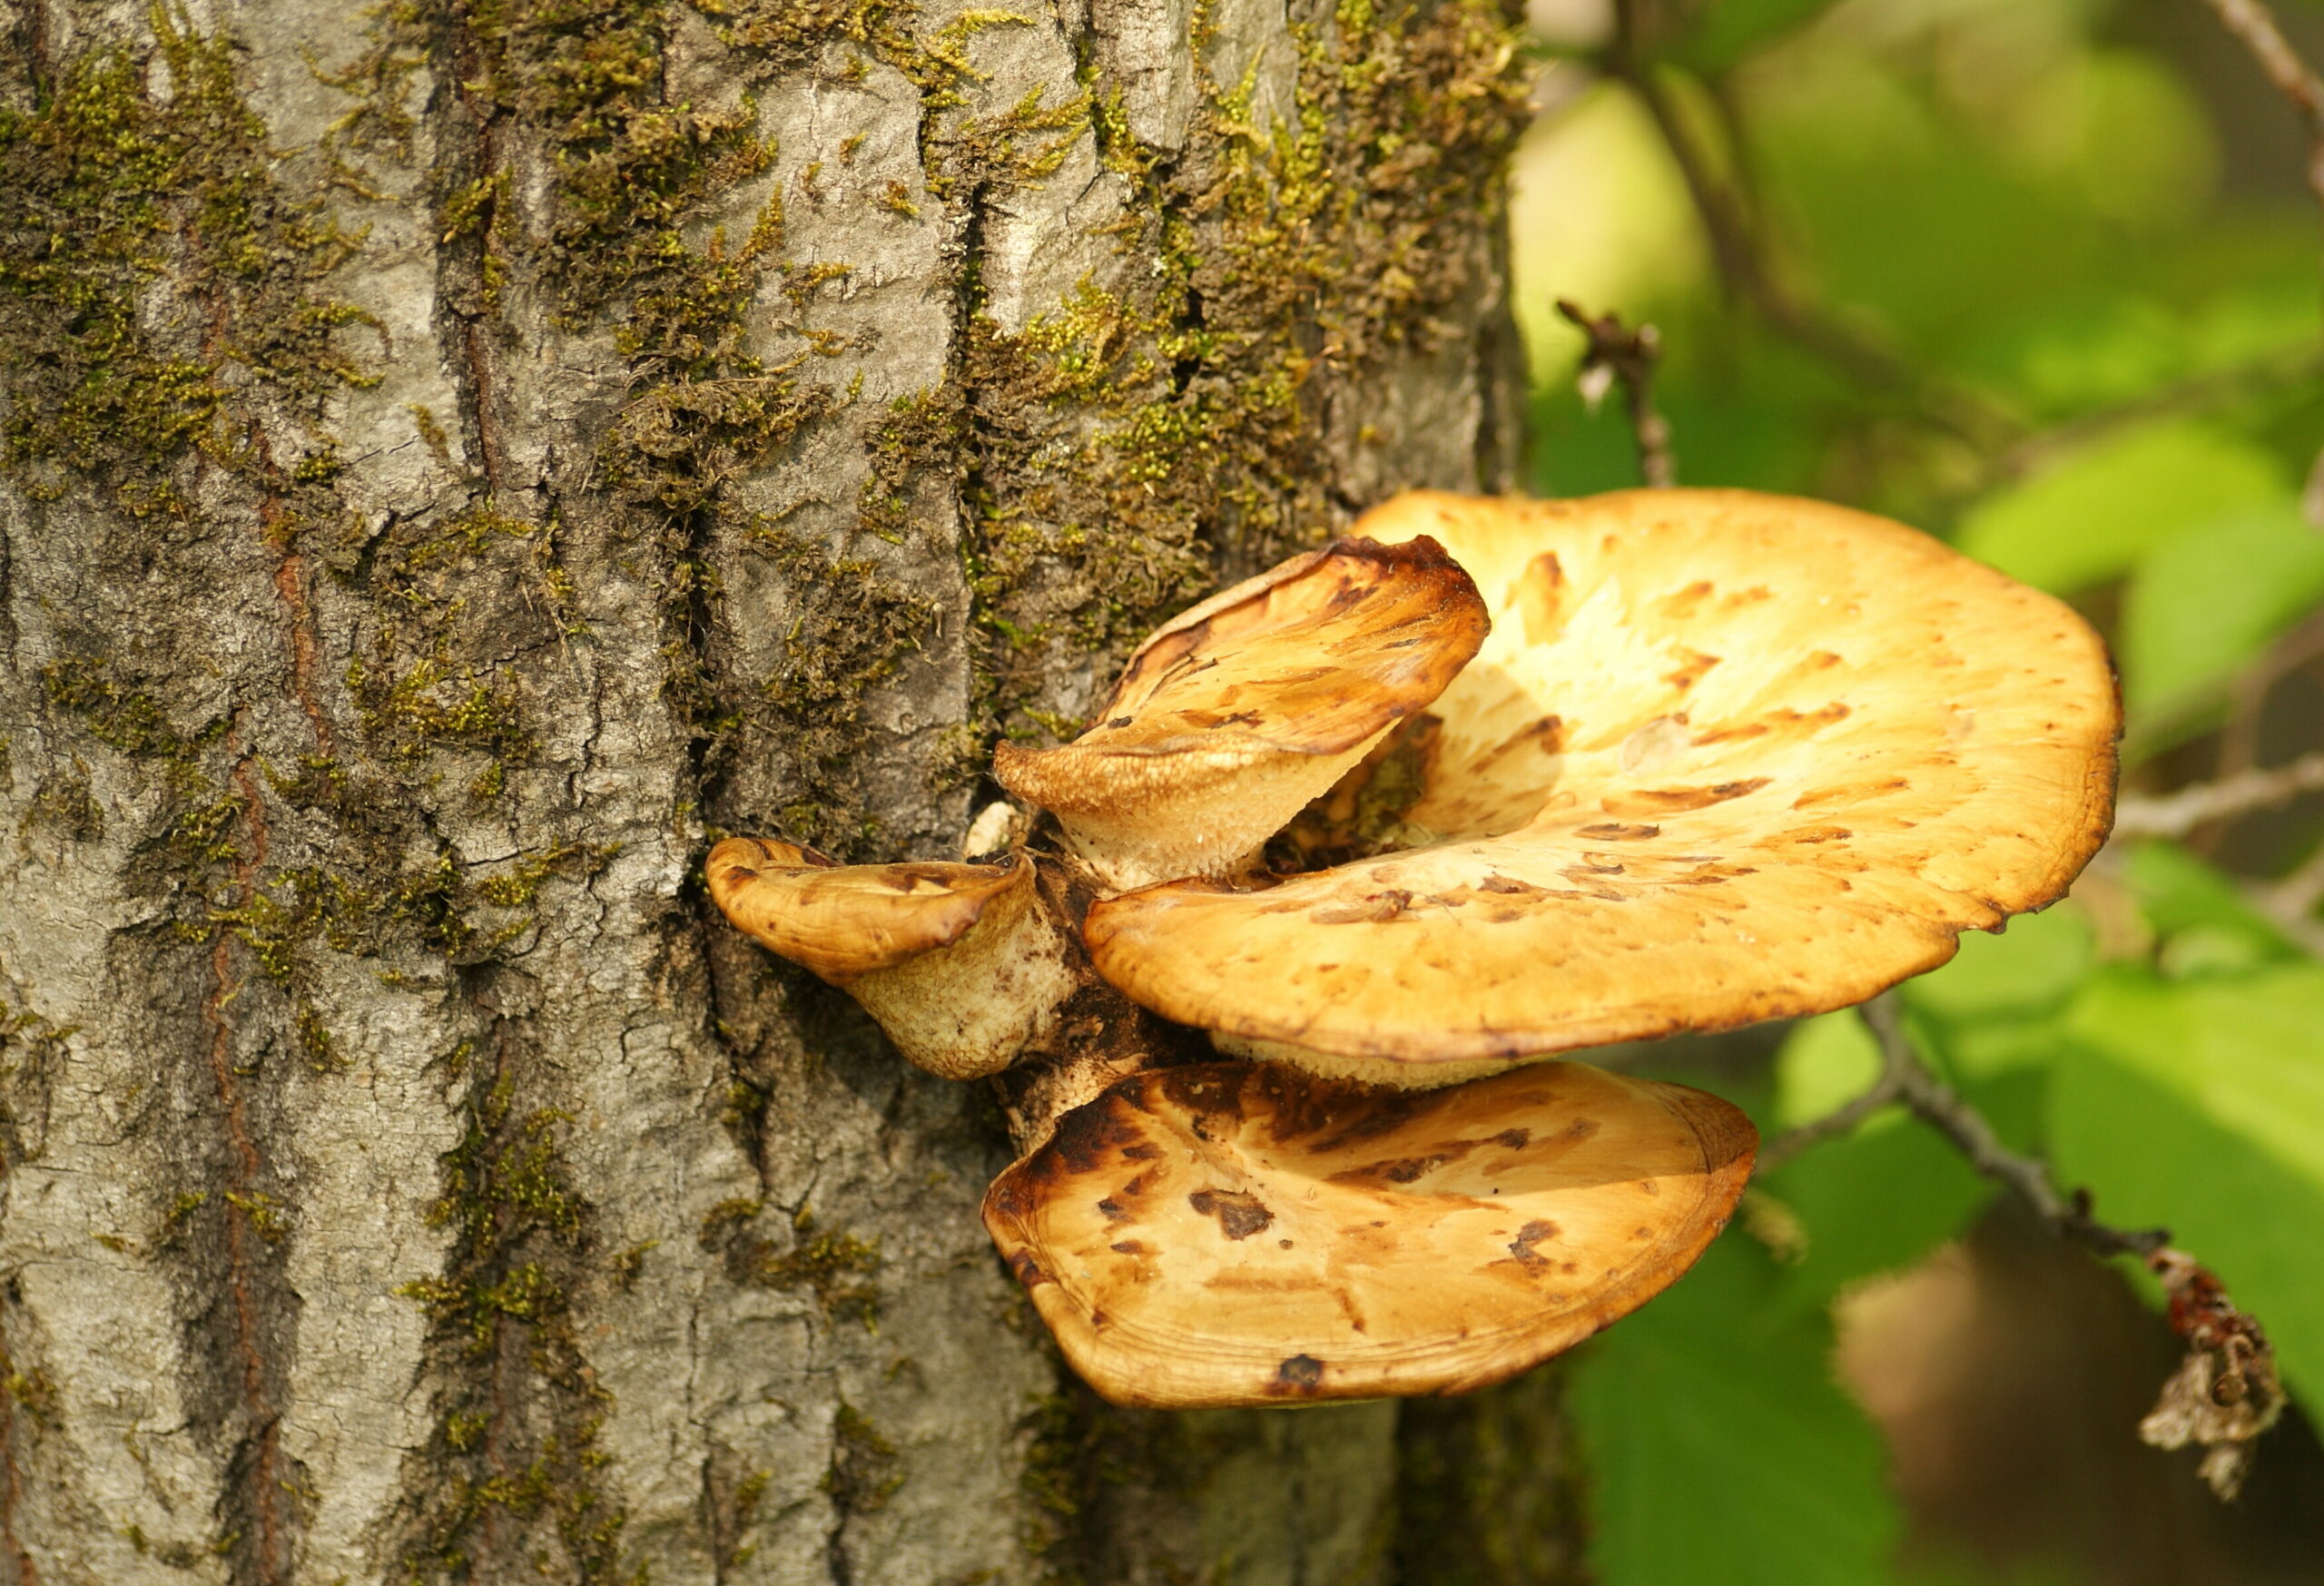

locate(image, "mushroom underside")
(984, 1059), (1757, 1409)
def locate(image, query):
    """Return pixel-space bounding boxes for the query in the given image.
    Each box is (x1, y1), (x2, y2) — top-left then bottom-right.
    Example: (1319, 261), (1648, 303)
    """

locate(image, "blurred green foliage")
(1518, 1), (2324, 1581)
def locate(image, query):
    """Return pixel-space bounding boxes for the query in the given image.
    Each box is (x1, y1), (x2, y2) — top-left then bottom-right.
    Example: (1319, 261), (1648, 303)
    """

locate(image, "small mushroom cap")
(1084, 489), (2120, 1074)
(705, 838), (1024, 982)
(992, 536), (1490, 891)
(983, 1059), (1756, 1408)
(705, 838), (1074, 1079)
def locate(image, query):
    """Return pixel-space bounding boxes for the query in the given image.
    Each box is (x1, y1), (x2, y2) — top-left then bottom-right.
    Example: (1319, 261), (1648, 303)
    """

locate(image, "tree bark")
(0, 0), (1563, 1577)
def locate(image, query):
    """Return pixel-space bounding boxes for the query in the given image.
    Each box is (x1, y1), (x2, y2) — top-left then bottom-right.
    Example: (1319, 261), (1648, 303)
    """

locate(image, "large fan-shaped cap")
(706, 838), (1073, 1079)
(983, 1059), (1756, 1408)
(992, 536), (1490, 891)
(1082, 489), (2120, 1083)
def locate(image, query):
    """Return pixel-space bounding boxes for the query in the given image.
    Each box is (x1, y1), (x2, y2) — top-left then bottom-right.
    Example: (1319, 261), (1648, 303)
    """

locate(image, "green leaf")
(1772, 1011), (1880, 1126)
(1953, 419), (2288, 594)
(2121, 501), (2324, 731)
(2120, 841), (2308, 970)
(2054, 966), (2324, 1404)
(1964, 284), (2319, 423)
(1761, 1117), (1990, 1311)
(1904, 903), (2094, 1025)
(1903, 905), (2094, 1083)
(1571, 1234), (1901, 1586)
(1757, 1015), (1998, 1305)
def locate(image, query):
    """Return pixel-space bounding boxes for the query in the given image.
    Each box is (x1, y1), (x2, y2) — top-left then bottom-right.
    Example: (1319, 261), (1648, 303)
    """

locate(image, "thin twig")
(2199, 0), (2324, 216)
(1987, 344), (2324, 488)
(1600, 1), (2012, 448)
(1766, 993), (2170, 1259)
(1775, 1003), (2283, 1498)
(2112, 750), (2324, 838)
(2198, 0), (2324, 523)
(1556, 299), (1675, 487)
(1756, 1012), (1910, 1172)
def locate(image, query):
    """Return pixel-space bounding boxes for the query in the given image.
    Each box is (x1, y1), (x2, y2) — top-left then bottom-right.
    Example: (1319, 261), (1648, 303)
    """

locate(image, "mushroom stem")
(989, 857), (1213, 1155)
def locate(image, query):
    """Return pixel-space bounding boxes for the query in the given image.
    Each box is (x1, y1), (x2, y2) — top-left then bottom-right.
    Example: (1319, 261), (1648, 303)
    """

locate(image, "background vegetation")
(1508, 2), (2324, 1581)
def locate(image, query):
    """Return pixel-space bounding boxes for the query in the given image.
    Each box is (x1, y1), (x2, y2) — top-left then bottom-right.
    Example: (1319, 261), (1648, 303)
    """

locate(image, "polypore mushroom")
(704, 486), (2119, 1411)
(1081, 489), (2119, 1085)
(704, 838), (1073, 1079)
(992, 535), (1490, 891)
(983, 1059), (1754, 1407)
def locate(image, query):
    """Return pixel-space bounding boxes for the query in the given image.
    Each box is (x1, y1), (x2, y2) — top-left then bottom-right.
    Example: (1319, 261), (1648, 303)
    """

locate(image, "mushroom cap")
(1083, 489), (2120, 1075)
(705, 837), (1075, 1079)
(705, 837), (1025, 983)
(992, 536), (1490, 891)
(983, 1059), (1756, 1408)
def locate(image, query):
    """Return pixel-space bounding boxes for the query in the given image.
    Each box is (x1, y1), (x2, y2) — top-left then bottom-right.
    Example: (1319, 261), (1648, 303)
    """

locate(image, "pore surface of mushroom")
(1081, 489), (2120, 1083)
(992, 535), (1490, 891)
(705, 838), (1072, 1079)
(983, 1059), (1756, 1408)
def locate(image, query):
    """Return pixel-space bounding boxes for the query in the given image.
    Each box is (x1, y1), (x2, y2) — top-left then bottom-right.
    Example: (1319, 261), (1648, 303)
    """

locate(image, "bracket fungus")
(704, 839), (1073, 1080)
(708, 488), (2120, 1410)
(992, 536), (1491, 891)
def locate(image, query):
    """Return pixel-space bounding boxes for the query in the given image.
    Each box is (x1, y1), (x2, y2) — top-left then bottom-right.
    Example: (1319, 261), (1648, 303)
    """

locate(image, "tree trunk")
(0, 0), (1566, 1576)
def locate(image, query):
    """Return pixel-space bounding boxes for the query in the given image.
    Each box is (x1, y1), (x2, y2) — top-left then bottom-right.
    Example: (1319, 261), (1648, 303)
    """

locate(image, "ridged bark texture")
(0, 0), (1569, 1577)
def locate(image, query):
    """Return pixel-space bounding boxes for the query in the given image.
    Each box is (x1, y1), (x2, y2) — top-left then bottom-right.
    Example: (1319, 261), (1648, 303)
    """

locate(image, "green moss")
(398, 1078), (627, 1582)
(222, 1189), (290, 1244)
(0, 3), (369, 518)
(39, 657), (205, 760)
(737, 520), (939, 852)
(698, 1201), (881, 1325)
(823, 1402), (903, 1512)
(1012, 1388), (1208, 1584)
(22, 767), (104, 842)
(2, 1369), (58, 1430)
(943, 0), (1528, 742)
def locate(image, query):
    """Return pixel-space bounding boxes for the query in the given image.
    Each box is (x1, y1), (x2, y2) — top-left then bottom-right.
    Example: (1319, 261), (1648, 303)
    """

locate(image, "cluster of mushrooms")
(709, 490), (2118, 1409)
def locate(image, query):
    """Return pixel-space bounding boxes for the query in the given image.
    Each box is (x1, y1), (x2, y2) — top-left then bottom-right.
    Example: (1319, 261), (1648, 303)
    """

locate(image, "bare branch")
(1766, 993), (2169, 1258)
(1601, 1), (2012, 447)
(2198, 0), (2324, 521)
(1555, 299), (1675, 488)
(1860, 994), (2167, 1259)
(2112, 750), (2324, 839)
(2198, 0), (2324, 216)
(1772, 998), (2287, 1496)
(1757, 1011), (1909, 1172)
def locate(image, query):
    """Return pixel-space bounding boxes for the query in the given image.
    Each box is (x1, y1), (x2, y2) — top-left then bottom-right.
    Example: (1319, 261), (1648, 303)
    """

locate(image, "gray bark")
(0, 0), (1561, 1577)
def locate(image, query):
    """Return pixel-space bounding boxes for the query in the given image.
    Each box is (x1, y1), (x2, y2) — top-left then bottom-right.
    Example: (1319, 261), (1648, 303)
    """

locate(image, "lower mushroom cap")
(983, 1059), (1756, 1409)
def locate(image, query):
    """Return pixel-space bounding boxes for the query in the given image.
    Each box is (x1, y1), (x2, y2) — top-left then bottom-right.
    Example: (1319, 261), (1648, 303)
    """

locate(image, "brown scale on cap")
(983, 1059), (1756, 1409)
(1083, 489), (2121, 1085)
(992, 535), (1491, 892)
